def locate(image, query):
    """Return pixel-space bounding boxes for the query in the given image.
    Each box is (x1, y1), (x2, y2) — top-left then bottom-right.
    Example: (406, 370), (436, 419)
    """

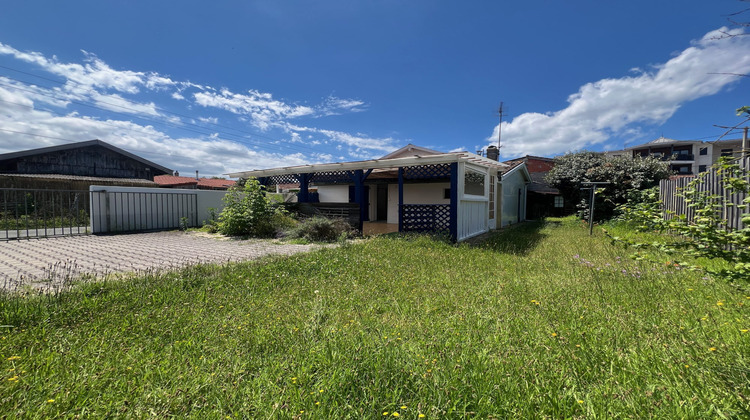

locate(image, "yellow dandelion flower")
(577, 400), (584, 404)
(709, 347), (717, 351)
(383, 412), (389, 416)
(47, 399), (55, 403)
(393, 413), (400, 417)
(551, 333), (558, 337)
(6, 356), (20, 361)
(7, 376), (18, 381)
(401, 405), (407, 409)
(741, 329), (748, 333)
(315, 401), (320, 406)
(419, 415), (426, 418)
(716, 302), (724, 306)
(684, 364), (690, 368)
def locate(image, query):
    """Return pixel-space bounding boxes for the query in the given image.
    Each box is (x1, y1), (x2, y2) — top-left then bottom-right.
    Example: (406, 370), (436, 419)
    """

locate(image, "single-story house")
(227, 144), (530, 242)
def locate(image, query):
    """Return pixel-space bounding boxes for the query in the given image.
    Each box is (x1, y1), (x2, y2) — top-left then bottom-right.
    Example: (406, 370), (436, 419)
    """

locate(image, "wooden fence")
(659, 156), (749, 230)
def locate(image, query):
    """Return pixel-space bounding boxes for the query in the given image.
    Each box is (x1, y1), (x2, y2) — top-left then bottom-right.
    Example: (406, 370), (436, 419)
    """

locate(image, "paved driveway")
(0, 232), (324, 291)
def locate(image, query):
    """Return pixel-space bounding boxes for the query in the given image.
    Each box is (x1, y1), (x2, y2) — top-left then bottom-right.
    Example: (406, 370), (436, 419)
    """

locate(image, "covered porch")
(228, 152), (508, 242)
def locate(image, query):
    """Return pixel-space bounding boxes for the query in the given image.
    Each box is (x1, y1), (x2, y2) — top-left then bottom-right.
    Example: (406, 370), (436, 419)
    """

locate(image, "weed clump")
(284, 216), (354, 242)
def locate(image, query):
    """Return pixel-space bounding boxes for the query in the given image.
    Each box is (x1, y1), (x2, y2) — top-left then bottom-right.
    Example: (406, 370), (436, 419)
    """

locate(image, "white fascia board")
(501, 162), (531, 183)
(226, 153), (501, 178)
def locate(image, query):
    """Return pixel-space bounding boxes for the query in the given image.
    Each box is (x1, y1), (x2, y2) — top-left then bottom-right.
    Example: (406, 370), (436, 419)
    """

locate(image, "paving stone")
(0, 232), (325, 291)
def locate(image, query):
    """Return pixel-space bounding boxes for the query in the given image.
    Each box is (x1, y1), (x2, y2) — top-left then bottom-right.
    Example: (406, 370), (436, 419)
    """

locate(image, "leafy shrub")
(546, 151), (671, 220)
(218, 178), (292, 237)
(283, 216), (354, 242)
(608, 157), (750, 282)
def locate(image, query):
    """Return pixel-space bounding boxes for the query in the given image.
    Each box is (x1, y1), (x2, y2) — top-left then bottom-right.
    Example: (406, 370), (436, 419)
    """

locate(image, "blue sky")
(1, 0), (749, 177)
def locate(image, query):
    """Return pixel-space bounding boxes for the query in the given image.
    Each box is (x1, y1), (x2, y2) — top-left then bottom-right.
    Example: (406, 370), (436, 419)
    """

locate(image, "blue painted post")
(449, 162), (458, 242)
(398, 167), (404, 233)
(298, 173), (310, 203)
(354, 169), (364, 232)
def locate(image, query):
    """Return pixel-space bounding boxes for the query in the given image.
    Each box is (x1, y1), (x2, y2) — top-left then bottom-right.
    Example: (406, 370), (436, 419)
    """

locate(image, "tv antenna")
(497, 102), (504, 150)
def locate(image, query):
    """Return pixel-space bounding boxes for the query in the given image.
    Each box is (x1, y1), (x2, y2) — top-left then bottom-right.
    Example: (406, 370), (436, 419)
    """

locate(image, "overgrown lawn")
(1, 217), (748, 418)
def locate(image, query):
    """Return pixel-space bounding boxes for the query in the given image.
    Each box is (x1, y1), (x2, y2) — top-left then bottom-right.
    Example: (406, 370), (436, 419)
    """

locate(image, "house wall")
(500, 169), (527, 227)
(316, 185), (349, 203)
(387, 182), (450, 224)
(457, 162), (489, 240)
(0, 145), (169, 180)
(317, 184), (378, 221)
(525, 158), (555, 173)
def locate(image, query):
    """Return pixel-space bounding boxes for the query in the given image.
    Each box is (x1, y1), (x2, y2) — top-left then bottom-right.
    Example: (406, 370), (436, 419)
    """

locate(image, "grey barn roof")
(0, 139), (173, 174)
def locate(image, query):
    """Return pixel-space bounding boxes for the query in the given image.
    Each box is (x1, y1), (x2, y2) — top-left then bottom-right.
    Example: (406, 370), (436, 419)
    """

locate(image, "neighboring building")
(228, 144), (530, 242)
(154, 175), (236, 190)
(609, 137), (744, 175)
(0, 139), (172, 189)
(502, 155), (568, 219)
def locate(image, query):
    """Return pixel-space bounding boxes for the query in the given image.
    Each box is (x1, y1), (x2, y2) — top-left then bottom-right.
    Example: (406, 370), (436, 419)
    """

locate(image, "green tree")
(545, 151), (671, 220)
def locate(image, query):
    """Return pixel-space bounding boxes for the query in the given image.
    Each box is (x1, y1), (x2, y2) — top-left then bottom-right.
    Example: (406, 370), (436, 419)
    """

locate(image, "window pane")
(464, 169), (485, 196)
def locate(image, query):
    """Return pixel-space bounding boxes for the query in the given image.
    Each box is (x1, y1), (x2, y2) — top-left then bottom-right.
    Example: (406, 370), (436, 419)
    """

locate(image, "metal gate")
(89, 189), (199, 233)
(0, 188), (90, 241)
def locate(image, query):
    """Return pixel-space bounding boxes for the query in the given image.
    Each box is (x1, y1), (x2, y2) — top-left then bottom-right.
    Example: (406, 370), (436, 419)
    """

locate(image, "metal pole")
(743, 126), (748, 157)
(588, 187), (595, 236)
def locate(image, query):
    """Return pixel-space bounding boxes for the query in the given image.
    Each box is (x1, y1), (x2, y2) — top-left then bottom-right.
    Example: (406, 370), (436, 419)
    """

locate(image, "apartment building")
(606, 137), (744, 175)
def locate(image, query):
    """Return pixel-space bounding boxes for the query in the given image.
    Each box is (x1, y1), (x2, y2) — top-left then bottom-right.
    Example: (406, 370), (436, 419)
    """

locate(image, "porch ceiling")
(226, 152), (508, 178)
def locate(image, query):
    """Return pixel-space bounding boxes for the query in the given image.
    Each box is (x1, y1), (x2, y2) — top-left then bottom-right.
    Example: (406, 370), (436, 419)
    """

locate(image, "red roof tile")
(154, 175), (198, 187)
(197, 178), (236, 189)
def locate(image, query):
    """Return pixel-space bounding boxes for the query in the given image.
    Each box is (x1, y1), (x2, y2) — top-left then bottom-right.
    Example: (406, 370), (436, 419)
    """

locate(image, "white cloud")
(0, 41), (402, 175)
(284, 123), (398, 157)
(315, 95), (367, 116)
(193, 89), (315, 130)
(487, 27), (750, 158)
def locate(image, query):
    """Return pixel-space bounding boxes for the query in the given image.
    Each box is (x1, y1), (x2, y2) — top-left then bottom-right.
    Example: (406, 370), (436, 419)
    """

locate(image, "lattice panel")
(401, 204), (451, 233)
(311, 171), (353, 184)
(260, 174), (299, 186)
(404, 164), (451, 180)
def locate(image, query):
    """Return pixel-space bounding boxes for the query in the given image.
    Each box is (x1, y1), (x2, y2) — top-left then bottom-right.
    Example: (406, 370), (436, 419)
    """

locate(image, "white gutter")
(226, 152), (509, 178)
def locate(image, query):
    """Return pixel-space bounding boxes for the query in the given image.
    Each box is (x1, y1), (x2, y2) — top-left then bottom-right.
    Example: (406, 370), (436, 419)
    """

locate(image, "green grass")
(1, 217), (748, 418)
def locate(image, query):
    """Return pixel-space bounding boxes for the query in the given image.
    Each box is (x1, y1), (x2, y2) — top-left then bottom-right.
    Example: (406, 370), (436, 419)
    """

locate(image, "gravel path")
(0, 231), (325, 291)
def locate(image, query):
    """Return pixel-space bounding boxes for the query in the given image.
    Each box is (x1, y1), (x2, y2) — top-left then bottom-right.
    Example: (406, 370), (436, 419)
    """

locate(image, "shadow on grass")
(467, 219), (549, 255)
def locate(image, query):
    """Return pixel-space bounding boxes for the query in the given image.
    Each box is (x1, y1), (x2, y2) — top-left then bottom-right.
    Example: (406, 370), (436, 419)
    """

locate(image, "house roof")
(154, 175), (235, 189)
(500, 160), (532, 182)
(503, 155), (555, 164)
(154, 175), (199, 186)
(527, 172), (559, 194)
(0, 139), (173, 174)
(380, 144), (443, 159)
(0, 173), (158, 185)
(197, 178), (236, 189)
(227, 151), (509, 179)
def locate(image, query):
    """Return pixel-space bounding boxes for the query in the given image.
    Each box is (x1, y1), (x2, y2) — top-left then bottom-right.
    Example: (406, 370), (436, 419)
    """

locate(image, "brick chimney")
(486, 145), (499, 161)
